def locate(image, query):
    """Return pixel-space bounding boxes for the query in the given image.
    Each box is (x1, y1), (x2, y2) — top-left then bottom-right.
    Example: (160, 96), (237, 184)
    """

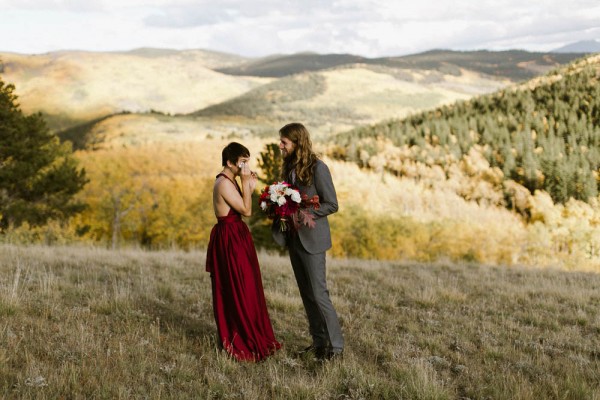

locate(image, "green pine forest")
(329, 56), (600, 207)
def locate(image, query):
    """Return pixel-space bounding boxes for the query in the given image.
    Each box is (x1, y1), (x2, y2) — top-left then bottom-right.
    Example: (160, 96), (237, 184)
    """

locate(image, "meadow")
(1, 244), (599, 399)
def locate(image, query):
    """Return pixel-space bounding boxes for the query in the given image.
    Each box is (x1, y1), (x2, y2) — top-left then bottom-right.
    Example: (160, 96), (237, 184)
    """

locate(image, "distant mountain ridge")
(216, 53), (367, 77)
(552, 40), (600, 54)
(217, 49), (584, 81)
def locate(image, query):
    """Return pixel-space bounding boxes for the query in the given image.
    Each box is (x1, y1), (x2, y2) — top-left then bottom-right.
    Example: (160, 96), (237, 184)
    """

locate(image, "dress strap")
(216, 173), (242, 194)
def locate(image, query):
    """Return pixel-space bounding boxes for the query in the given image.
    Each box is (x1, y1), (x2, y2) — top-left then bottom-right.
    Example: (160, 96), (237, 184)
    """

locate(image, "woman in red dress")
(206, 142), (281, 361)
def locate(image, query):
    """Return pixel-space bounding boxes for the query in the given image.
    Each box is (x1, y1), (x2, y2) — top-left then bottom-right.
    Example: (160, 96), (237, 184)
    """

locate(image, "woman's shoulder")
(215, 175), (237, 192)
(214, 174), (227, 187)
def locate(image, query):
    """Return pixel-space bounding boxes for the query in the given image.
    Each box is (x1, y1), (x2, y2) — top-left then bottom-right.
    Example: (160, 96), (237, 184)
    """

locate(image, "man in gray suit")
(272, 122), (344, 360)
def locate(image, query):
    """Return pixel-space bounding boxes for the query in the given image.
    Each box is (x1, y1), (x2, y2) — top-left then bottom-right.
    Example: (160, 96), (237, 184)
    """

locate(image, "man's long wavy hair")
(280, 123), (318, 186)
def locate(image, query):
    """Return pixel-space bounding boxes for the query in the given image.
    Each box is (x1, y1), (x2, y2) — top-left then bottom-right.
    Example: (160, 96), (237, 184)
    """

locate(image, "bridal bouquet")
(258, 181), (320, 232)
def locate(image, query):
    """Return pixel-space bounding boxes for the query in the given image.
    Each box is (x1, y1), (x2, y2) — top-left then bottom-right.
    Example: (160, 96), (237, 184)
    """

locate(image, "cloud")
(0, 0), (598, 56)
(142, 0), (348, 29)
(0, 0), (106, 12)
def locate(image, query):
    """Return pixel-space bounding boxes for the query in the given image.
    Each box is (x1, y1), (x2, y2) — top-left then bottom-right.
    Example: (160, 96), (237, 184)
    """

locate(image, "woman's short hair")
(222, 142), (250, 166)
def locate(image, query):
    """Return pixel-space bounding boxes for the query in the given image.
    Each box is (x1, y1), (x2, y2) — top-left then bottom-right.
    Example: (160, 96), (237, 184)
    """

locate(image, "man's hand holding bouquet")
(258, 181), (320, 232)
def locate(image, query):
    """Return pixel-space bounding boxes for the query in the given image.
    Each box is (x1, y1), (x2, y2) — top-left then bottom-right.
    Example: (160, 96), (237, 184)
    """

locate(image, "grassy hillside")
(303, 54), (600, 270)
(1, 244), (599, 399)
(0, 50), (269, 129)
(216, 50), (583, 81)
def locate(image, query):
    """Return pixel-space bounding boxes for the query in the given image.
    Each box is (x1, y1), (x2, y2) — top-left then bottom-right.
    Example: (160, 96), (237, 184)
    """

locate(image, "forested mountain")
(371, 50), (583, 82)
(217, 50), (583, 81)
(329, 54), (600, 206)
(216, 52), (366, 77)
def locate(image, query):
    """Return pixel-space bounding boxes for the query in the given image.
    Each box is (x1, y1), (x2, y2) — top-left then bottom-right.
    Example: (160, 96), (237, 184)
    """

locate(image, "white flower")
(277, 196), (287, 206)
(284, 188), (294, 196)
(272, 182), (286, 192)
(270, 193), (279, 203)
(260, 201), (267, 211)
(290, 191), (301, 203)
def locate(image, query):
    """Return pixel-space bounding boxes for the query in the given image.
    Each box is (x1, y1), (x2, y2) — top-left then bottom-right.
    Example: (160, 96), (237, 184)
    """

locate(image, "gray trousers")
(288, 234), (344, 350)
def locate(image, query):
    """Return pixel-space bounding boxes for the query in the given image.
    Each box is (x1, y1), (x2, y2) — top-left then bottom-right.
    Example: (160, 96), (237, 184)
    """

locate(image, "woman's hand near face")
(239, 161), (251, 178)
(249, 175), (257, 192)
(239, 161), (257, 191)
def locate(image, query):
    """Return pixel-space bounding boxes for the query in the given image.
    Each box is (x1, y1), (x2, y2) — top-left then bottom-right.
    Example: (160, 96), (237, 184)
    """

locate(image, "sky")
(0, 0), (599, 58)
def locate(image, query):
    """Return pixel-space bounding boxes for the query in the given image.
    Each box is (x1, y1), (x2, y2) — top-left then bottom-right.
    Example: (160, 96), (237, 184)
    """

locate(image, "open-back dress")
(206, 173), (281, 361)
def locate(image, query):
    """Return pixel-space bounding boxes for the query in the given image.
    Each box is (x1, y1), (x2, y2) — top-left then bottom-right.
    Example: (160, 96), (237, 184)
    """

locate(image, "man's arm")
(312, 161), (338, 218)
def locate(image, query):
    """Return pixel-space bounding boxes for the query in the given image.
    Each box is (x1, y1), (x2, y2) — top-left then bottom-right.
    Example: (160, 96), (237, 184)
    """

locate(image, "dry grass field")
(1, 244), (599, 399)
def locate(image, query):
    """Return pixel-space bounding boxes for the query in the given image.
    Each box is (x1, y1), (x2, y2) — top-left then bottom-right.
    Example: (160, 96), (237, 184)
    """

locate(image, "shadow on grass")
(136, 297), (215, 340)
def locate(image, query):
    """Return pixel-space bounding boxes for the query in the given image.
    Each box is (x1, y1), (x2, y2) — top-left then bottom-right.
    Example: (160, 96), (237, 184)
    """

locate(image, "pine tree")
(256, 143), (282, 183)
(0, 77), (87, 231)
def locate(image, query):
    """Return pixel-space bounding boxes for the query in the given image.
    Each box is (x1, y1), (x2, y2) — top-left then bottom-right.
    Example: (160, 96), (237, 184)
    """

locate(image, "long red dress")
(206, 173), (281, 361)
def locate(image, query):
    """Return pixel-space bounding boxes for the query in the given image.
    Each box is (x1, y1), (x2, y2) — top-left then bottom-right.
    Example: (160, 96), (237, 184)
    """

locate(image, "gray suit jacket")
(272, 159), (338, 254)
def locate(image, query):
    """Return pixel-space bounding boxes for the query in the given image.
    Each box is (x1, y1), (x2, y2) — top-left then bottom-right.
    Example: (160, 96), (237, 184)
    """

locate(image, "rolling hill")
(0, 49), (269, 130)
